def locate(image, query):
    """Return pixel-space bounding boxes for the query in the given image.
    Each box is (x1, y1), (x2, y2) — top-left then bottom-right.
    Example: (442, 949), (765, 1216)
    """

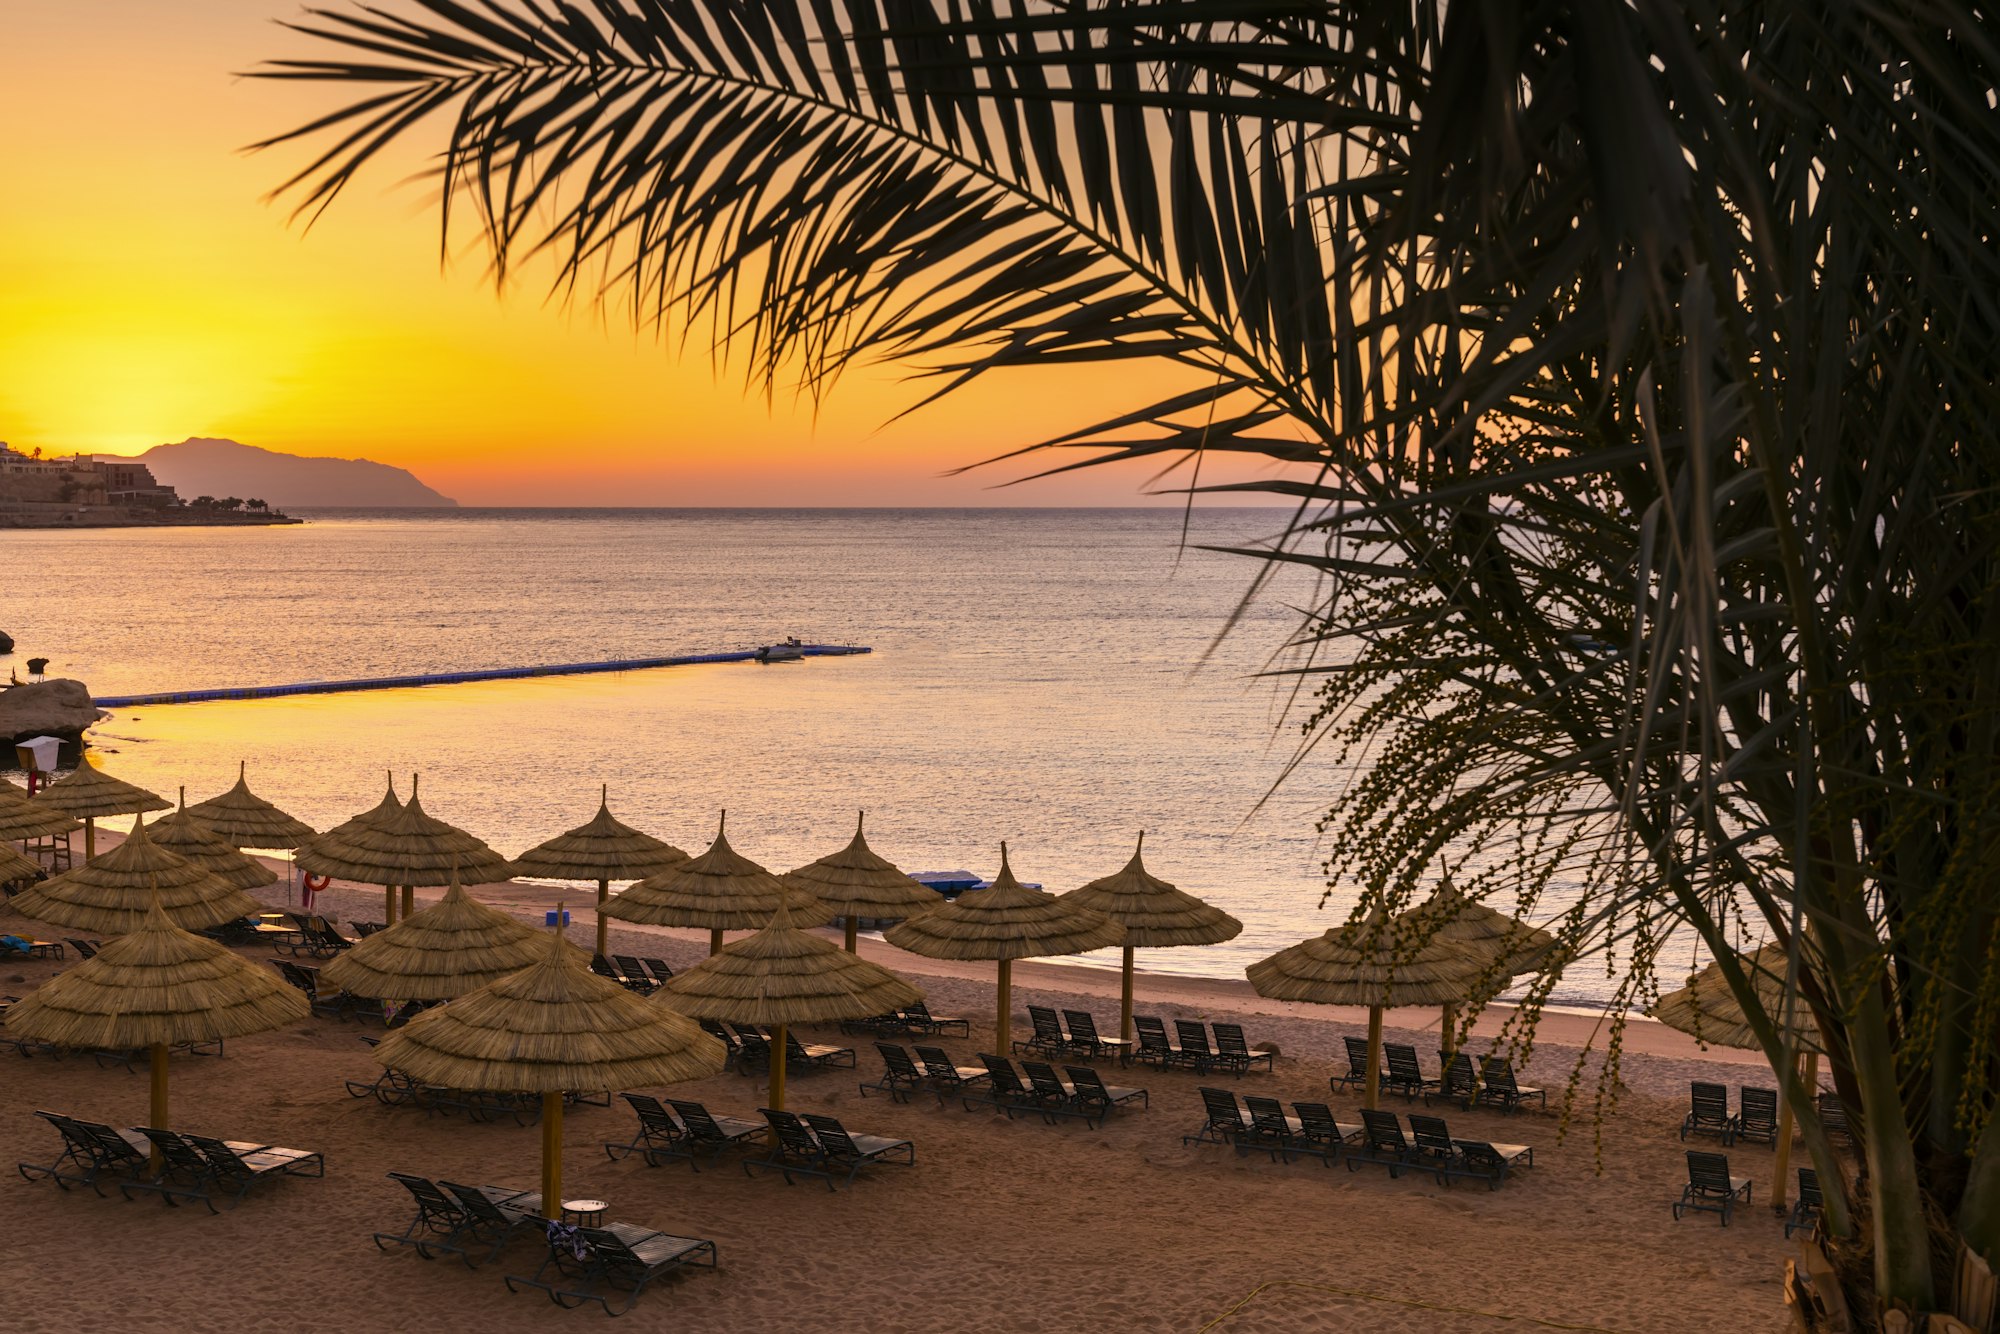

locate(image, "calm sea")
(1, 508), (1610, 1005)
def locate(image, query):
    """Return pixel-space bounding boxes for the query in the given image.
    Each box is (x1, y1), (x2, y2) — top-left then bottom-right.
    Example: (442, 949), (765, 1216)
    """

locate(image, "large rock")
(0, 630), (13, 653)
(0, 678), (104, 749)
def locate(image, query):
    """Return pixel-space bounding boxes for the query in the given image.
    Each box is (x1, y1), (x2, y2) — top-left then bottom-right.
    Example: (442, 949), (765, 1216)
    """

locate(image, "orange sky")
(0, 2), (1297, 506)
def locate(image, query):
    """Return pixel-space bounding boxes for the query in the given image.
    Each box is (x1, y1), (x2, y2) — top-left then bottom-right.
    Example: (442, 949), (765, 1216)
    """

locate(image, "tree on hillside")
(260, 2), (2000, 1316)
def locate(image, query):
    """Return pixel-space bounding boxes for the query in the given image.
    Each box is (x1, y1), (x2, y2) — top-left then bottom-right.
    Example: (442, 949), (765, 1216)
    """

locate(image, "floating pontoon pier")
(92, 643), (872, 709)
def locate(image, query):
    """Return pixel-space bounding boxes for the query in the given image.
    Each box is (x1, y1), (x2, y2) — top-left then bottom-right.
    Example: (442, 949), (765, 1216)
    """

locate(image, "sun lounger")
(802, 1113), (915, 1186)
(915, 1045), (990, 1106)
(1062, 1010), (1133, 1064)
(1472, 1058), (1546, 1113)
(1409, 1112), (1534, 1188)
(612, 955), (657, 993)
(663, 1098), (766, 1169)
(1015, 1005), (1074, 1058)
(1785, 1168), (1823, 1239)
(1063, 1065), (1149, 1119)
(604, 1093), (688, 1166)
(1183, 1087), (1287, 1161)
(1133, 1015), (1191, 1071)
(1381, 1043), (1438, 1101)
(64, 938), (101, 958)
(1675, 1150), (1753, 1225)
(785, 1030), (856, 1070)
(861, 1043), (928, 1103)
(427, 1180), (545, 1266)
(1211, 1023), (1273, 1075)
(374, 1172), (473, 1256)
(639, 958), (675, 986)
(590, 954), (623, 982)
(1332, 1034), (1372, 1092)
(900, 1000), (968, 1038)
(122, 1127), (323, 1212)
(962, 1054), (1058, 1122)
(506, 1219), (717, 1315)
(1429, 1050), (1480, 1106)
(840, 1009), (915, 1036)
(1242, 1094), (1305, 1160)
(19, 1110), (149, 1194)
(300, 919), (354, 959)
(1680, 1081), (1738, 1145)
(1736, 1086), (1779, 1145)
(1346, 1108), (1418, 1178)
(1174, 1020), (1220, 1075)
(1020, 1060), (1099, 1125)
(1290, 1101), (1362, 1165)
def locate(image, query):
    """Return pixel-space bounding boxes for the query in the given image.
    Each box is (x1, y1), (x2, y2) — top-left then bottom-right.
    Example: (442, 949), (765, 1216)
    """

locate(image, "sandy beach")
(1, 844), (1798, 1333)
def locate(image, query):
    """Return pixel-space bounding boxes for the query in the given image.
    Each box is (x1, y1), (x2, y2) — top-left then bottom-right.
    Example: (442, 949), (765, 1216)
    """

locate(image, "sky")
(0, 2), (1292, 506)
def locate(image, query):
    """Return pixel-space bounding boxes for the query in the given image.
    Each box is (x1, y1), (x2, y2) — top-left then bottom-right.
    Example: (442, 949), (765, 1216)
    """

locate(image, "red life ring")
(302, 873), (332, 893)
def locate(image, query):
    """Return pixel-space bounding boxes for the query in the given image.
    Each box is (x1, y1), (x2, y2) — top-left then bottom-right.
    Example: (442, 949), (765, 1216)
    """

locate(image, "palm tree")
(258, 3), (2000, 1314)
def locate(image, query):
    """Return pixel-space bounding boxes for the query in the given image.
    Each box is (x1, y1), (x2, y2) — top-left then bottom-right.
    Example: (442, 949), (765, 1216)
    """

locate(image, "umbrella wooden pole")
(1773, 1051), (1814, 1211)
(85, 817), (96, 861)
(844, 917), (859, 953)
(1120, 945), (1136, 1042)
(402, 885), (414, 918)
(148, 1042), (169, 1169)
(596, 879), (610, 959)
(771, 1023), (789, 1112)
(541, 1092), (564, 1212)
(1363, 1006), (1384, 1111)
(383, 884), (396, 925)
(996, 959), (1013, 1055)
(708, 928), (724, 956)
(1440, 1002), (1460, 1060)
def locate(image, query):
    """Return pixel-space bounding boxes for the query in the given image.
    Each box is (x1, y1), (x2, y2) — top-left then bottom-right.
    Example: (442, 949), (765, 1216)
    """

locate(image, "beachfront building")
(0, 445), (178, 517)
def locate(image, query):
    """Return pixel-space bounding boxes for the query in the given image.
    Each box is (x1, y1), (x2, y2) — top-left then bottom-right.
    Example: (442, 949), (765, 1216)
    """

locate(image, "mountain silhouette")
(139, 438), (457, 508)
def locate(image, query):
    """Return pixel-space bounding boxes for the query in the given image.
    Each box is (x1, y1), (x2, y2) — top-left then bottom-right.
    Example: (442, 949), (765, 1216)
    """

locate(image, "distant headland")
(139, 438), (457, 509)
(0, 437), (455, 528)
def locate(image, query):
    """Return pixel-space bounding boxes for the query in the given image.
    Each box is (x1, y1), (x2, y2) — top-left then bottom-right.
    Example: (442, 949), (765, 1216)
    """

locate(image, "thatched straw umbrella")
(0, 839), (43, 886)
(375, 923), (725, 1209)
(884, 843), (1123, 1053)
(301, 775), (405, 922)
(298, 775), (514, 925)
(1, 778), (81, 843)
(512, 786), (689, 959)
(1654, 942), (1822, 1210)
(33, 763), (169, 858)
(8, 813), (263, 935)
(1397, 880), (1556, 1058)
(657, 896), (922, 1110)
(1247, 912), (1493, 1110)
(151, 790), (279, 892)
(603, 811), (830, 956)
(1059, 831), (1242, 1041)
(1, 891), (308, 1147)
(187, 762), (317, 849)
(321, 872), (586, 1001)
(783, 811), (937, 953)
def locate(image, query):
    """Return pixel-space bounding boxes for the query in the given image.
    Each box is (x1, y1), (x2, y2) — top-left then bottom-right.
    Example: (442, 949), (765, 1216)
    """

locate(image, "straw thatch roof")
(511, 787), (688, 881)
(8, 814), (263, 934)
(782, 812), (937, 922)
(373, 929), (726, 1092)
(0, 780), (81, 840)
(297, 777), (515, 887)
(150, 792), (279, 891)
(1246, 911), (1496, 1007)
(186, 762), (316, 848)
(1399, 880), (1556, 975)
(1059, 832), (1242, 949)
(33, 763), (170, 820)
(603, 812), (831, 931)
(0, 839), (43, 885)
(320, 875), (586, 1000)
(655, 897), (923, 1025)
(1652, 943), (1821, 1052)
(883, 844), (1125, 962)
(2, 894), (307, 1048)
